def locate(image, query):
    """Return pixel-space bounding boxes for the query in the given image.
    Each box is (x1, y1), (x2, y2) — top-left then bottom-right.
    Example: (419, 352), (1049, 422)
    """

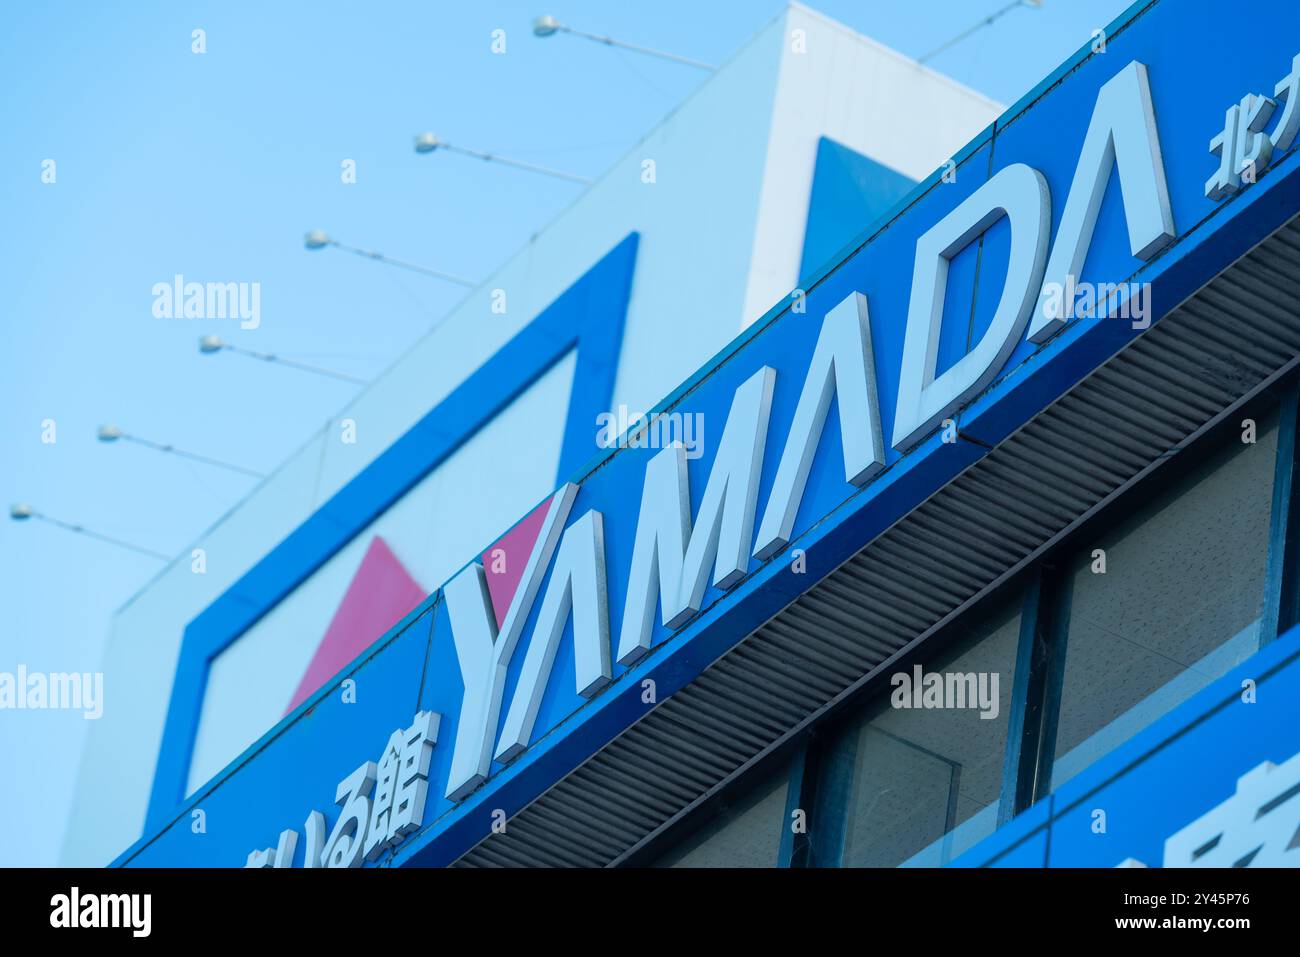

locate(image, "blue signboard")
(955, 624), (1300, 867)
(119, 0), (1300, 867)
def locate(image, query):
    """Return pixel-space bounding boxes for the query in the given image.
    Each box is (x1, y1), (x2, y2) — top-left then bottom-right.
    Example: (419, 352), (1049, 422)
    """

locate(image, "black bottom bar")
(0, 866), (1282, 942)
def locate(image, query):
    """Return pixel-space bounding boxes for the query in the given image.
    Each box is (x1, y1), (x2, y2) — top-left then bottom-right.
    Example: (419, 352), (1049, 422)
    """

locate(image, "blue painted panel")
(800, 136), (917, 284)
(983, 831), (1050, 868)
(952, 796), (1054, 868)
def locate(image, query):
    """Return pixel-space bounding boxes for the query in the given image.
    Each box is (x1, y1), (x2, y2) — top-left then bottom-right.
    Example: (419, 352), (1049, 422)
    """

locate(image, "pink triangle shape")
(285, 535), (425, 715)
(481, 501), (549, 629)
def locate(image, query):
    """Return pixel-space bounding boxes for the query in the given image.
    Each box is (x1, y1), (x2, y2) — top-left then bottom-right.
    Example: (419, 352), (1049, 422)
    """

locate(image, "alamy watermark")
(596, 405), (705, 459)
(152, 274), (261, 329)
(50, 887), (150, 937)
(0, 666), (103, 719)
(890, 665), (1000, 720)
(1042, 276), (1152, 330)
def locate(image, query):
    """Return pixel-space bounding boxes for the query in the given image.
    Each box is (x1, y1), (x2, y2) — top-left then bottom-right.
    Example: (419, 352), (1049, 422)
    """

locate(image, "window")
(653, 759), (792, 868)
(839, 601), (1020, 867)
(1048, 410), (1279, 789)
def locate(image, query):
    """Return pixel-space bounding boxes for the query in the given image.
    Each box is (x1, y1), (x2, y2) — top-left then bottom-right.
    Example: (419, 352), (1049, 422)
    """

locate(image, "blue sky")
(0, 0), (1135, 866)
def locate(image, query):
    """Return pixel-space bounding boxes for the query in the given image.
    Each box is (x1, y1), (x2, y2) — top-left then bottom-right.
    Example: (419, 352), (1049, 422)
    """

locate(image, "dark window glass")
(840, 601), (1020, 867)
(1050, 410), (1278, 789)
(654, 760), (791, 868)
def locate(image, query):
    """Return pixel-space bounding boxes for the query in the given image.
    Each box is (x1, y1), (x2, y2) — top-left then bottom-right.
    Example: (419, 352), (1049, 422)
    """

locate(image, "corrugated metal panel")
(454, 215), (1300, 868)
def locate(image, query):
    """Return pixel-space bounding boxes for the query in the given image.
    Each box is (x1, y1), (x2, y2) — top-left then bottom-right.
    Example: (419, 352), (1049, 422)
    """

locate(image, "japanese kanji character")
(1271, 53), (1300, 152)
(1164, 753), (1300, 867)
(364, 710), (441, 860)
(1206, 94), (1276, 200)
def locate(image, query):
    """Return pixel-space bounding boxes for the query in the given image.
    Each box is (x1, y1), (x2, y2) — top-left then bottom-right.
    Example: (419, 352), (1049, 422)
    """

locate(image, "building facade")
(75, 0), (1300, 868)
